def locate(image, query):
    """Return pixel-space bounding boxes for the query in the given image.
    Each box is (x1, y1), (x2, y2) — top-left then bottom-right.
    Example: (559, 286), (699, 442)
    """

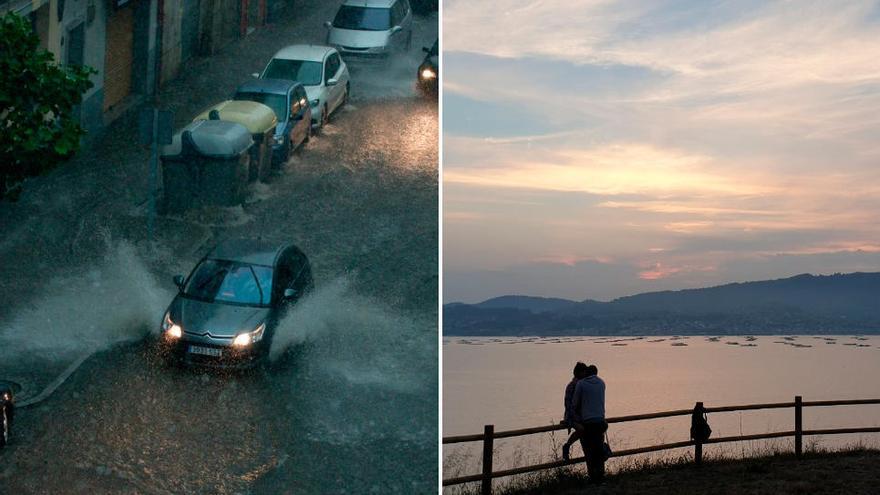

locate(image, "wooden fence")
(442, 397), (880, 494)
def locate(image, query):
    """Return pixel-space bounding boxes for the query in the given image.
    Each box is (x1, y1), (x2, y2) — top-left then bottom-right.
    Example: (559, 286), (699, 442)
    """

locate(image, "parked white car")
(259, 45), (350, 130)
(324, 0), (413, 60)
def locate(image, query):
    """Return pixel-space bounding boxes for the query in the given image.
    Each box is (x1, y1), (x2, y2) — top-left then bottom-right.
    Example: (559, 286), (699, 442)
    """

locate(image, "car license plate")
(189, 345), (222, 357)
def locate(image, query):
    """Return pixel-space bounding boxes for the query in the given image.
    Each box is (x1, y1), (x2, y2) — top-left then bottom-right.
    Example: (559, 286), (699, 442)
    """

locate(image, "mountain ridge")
(444, 272), (880, 336)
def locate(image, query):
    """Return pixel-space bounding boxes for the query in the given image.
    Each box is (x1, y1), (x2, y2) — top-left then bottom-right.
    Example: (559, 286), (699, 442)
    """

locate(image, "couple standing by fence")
(561, 362), (609, 484)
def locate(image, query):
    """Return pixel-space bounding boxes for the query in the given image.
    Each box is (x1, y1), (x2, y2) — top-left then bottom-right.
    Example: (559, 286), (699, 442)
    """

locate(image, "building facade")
(3, 0), (159, 135)
(2, 0), (288, 137)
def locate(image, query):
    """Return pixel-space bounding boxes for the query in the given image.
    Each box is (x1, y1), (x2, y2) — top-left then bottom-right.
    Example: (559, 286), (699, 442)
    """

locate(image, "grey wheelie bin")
(194, 100), (277, 182)
(160, 120), (253, 213)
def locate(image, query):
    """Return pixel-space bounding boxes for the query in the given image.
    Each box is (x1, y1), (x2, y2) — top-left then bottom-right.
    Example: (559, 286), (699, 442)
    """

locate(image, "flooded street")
(0, 2), (437, 493)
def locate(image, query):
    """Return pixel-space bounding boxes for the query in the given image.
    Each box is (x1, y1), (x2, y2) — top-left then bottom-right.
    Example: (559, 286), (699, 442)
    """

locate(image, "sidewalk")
(0, 0), (337, 404)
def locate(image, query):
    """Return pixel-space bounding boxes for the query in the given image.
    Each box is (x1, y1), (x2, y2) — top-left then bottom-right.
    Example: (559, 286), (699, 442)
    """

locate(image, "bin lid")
(193, 100), (277, 134)
(162, 120), (253, 159)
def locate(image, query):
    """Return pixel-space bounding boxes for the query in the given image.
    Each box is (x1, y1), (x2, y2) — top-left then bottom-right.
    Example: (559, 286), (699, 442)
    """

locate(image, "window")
(324, 55), (340, 83)
(273, 251), (294, 301)
(289, 252), (312, 294)
(274, 248), (312, 300)
(391, 1), (406, 26)
(289, 90), (301, 118)
(262, 59), (323, 86)
(293, 262), (312, 293)
(332, 6), (391, 31)
(330, 54), (341, 78)
(389, 2), (400, 26)
(183, 259), (273, 306)
(234, 91), (288, 121)
(295, 87), (309, 112)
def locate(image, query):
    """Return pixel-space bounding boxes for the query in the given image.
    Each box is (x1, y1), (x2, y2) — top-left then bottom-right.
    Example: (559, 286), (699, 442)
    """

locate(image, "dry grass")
(447, 444), (880, 495)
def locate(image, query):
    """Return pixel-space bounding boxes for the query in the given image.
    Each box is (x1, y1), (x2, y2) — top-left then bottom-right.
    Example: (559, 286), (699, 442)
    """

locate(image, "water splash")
(350, 49), (426, 100)
(0, 239), (172, 361)
(245, 181), (276, 204)
(270, 277), (432, 393)
(268, 277), (436, 446)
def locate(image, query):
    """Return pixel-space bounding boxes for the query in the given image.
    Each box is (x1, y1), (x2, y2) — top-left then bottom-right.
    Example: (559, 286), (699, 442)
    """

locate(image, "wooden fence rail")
(442, 397), (880, 494)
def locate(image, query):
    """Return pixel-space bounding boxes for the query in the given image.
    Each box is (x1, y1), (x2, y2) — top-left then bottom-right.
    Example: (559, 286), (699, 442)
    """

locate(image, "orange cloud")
(444, 143), (775, 197)
(638, 263), (681, 280)
(532, 254), (614, 266)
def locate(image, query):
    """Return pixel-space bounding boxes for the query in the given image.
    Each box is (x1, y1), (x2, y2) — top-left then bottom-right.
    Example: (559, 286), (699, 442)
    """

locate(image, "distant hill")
(474, 295), (579, 313)
(443, 272), (880, 336)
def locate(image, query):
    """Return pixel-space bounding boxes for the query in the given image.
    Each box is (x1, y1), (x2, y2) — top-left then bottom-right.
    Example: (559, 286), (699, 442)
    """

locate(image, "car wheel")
(343, 83), (350, 107)
(1, 405), (9, 447)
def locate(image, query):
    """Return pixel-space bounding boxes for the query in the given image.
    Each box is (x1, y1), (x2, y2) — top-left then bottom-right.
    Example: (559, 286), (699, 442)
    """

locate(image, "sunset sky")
(443, 0), (880, 303)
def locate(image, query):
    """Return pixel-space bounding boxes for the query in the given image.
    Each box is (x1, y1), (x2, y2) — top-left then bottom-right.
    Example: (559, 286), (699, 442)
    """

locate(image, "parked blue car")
(233, 79), (312, 166)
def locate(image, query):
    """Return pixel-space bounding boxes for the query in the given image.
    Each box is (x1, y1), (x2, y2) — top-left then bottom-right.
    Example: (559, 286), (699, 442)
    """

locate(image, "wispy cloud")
(445, 141), (775, 196)
(443, 0), (880, 300)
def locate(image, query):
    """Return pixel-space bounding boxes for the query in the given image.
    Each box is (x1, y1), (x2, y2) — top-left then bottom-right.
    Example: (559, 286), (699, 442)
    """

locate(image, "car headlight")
(420, 67), (436, 80)
(233, 322), (266, 347)
(1, 392), (9, 401)
(162, 312), (182, 340)
(309, 99), (320, 108)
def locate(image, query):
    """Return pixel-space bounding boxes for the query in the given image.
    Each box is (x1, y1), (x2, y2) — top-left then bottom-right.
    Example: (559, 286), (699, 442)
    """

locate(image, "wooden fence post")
(694, 401), (703, 466)
(482, 424), (494, 495)
(795, 396), (803, 458)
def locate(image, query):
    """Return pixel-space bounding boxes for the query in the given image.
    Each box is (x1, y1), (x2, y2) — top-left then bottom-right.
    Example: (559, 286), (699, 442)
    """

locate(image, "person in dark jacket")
(561, 361), (588, 460)
(573, 364), (607, 484)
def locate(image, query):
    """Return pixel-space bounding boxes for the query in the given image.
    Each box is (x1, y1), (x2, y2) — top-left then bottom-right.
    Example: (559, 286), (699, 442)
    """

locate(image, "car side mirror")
(173, 275), (185, 289)
(324, 21), (332, 29)
(251, 72), (259, 78)
(391, 26), (402, 34)
(283, 288), (297, 299)
(422, 46), (429, 53)
(326, 78), (338, 86)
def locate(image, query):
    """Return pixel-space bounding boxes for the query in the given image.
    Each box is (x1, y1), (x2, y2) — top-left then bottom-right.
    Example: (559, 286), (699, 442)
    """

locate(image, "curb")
(17, 352), (93, 408)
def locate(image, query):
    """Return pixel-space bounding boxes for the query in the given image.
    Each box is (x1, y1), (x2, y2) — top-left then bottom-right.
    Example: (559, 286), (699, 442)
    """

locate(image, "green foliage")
(0, 11), (96, 201)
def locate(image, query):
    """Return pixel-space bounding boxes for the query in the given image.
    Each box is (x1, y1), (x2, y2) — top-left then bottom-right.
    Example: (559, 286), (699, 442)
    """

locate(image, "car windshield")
(183, 259), (273, 306)
(234, 91), (288, 121)
(333, 6), (391, 31)
(262, 59), (323, 86)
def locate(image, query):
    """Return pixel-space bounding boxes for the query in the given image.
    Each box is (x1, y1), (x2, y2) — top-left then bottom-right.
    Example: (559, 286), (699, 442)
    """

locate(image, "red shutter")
(103, 5), (135, 111)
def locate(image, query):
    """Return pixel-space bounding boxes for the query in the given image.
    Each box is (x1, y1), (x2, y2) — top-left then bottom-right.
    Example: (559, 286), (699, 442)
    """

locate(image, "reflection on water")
(443, 335), (880, 479)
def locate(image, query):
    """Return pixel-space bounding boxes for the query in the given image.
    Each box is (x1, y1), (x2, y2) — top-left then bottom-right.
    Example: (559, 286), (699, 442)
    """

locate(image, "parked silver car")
(325, 0), (413, 60)
(260, 45), (350, 130)
(158, 239), (313, 368)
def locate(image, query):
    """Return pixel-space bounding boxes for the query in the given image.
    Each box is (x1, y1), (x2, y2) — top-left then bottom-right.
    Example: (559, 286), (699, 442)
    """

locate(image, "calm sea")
(443, 335), (880, 482)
